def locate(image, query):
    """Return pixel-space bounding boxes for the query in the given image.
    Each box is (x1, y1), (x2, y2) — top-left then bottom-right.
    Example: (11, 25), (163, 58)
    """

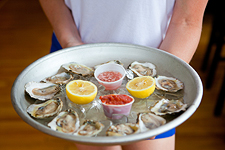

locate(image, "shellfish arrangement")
(24, 60), (187, 137)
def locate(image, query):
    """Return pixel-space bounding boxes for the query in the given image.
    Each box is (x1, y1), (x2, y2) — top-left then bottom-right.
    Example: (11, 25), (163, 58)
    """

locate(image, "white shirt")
(65, 0), (175, 48)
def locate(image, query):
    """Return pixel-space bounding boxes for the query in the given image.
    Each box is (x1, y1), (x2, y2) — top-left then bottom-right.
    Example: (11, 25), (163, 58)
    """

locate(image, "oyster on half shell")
(129, 61), (157, 77)
(62, 62), (94, 76)
(25, 81), (60, 100)
(42, 72), (73, 84)
(150, 99), (187, 115)
(74, 120), (104, 136)
(48, 109), (80, 133)
(155, 75), (184, 92)
(137, 113), (166, 132)
(94, 60), (123, 69)
(106, 123), (140, 136)
(27, 97), (63, 118)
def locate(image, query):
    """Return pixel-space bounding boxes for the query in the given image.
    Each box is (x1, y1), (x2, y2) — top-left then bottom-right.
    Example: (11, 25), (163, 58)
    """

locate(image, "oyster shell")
(74, 120), (104, 136)
(62, 62), (94, 76)
(27, 97), (63, 118)
(129, 61), (157, 77)
(42, 72), (73, 84)
(150, 99), (187, 115)
(155, 75), (184, 92)
(94, 60), (123, 69)
(106, 123), (140, 136)
(137, 113), (166, 132)
(25, 81), (60, 100)
(48, 109), (80, 133)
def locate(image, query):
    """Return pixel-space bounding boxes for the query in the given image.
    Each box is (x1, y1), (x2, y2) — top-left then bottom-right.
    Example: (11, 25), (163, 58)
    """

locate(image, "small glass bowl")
(100, 94), (134, 119)
(94, 63), (126, 90)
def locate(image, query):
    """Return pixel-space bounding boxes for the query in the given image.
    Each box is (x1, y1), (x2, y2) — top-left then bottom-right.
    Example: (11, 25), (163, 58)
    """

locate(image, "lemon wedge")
(66, 80), (97, 104)
(126, 76), (155, 98)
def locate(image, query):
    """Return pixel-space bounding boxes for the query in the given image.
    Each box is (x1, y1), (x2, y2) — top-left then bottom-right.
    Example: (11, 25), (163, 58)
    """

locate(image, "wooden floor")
(0, 0), (224, 149)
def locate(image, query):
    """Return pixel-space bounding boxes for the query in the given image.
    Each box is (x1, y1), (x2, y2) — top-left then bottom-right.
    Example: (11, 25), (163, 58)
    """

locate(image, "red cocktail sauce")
(97, 71), (122, 82)
(100, 94), (133, 105)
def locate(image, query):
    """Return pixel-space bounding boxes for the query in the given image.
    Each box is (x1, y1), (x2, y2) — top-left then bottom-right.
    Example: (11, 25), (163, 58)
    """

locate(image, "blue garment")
(155, 128), (175, 139)
(50, 32), (175, 139)
(50, 33), (62, 53)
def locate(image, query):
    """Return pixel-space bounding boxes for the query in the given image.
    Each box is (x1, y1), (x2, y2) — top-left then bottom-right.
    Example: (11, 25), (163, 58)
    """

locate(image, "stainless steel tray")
(11, 43), (203, 145)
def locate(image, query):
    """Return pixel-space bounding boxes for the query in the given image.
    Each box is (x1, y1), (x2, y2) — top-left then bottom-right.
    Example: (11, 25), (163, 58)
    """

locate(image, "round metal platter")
(11, 43), (203, 145)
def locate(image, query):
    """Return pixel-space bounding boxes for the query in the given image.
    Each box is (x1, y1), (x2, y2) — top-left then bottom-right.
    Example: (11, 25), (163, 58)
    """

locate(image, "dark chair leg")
(214, 70), (225, 116)
(201, 24), (217, 71)
(205, 33), (224, 89)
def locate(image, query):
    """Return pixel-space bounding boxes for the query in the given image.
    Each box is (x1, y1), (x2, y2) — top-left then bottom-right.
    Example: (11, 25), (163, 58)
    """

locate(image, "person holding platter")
(39, 0), (208, 150)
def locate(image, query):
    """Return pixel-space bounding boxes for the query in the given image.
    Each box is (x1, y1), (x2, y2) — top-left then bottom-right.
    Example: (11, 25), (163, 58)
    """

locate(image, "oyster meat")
(25, 81), (60, 100)
(155, 75), (184, 92)
(137, 113), (166, 132)
(106, 123), (140, 136)
(74, 120), (104, 136)
(42, 72), (73, 84)
(129, 61), (157, 77)
(48, 109), (80, 133)
(150, 99), (187, 115)
(62, 62), (94, 76)
(27, 97), (63, 118)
